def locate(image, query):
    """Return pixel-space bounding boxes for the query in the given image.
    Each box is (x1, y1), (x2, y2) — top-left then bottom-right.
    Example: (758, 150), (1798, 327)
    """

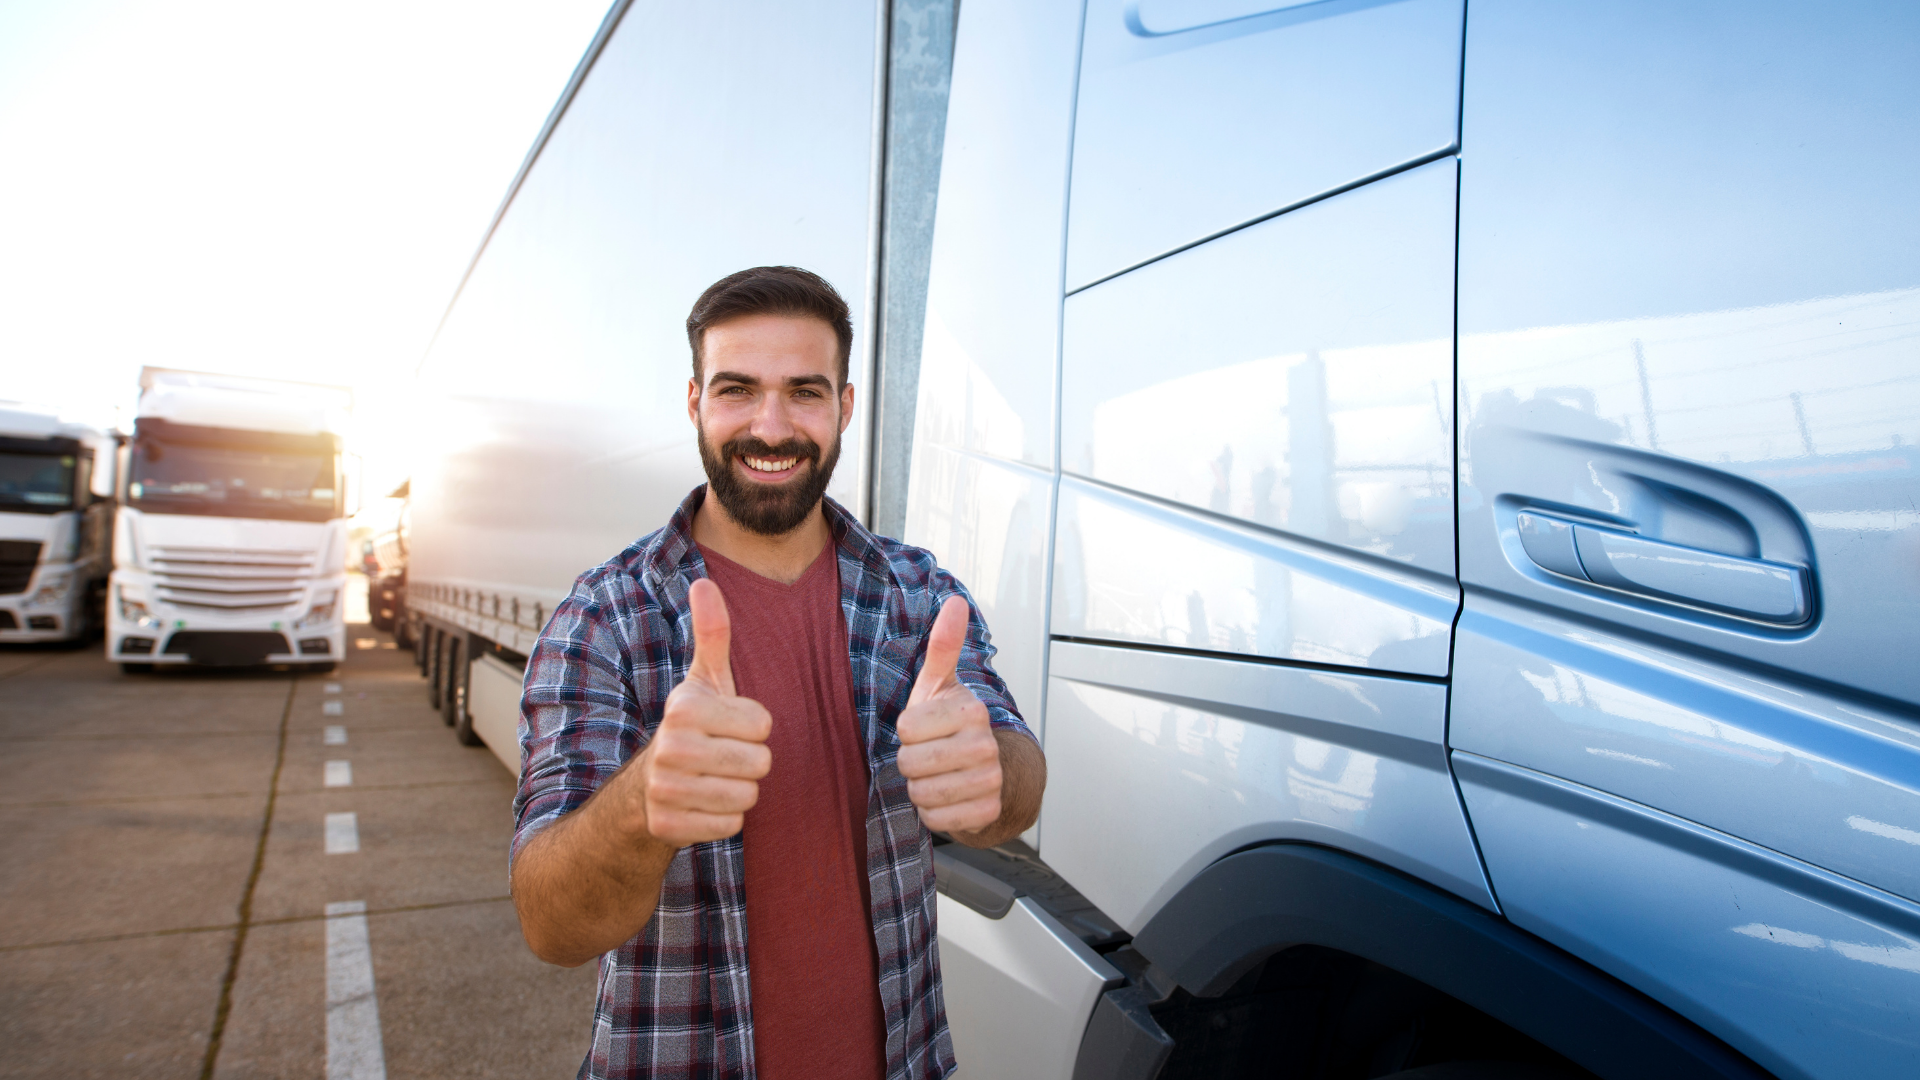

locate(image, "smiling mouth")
(741, 455), (800, 475)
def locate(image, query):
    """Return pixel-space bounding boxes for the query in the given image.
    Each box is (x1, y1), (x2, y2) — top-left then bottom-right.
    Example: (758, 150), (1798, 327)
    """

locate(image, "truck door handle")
(1516, 511), (1810, 624)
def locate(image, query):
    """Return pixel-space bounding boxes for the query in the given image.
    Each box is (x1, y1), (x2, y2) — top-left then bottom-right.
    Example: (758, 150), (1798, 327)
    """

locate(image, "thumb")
(909, 595), (969, 706)
(687, 577), (735, 696)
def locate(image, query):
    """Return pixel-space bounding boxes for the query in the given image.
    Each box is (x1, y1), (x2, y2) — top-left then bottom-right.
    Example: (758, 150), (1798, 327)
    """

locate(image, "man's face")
(688, 313), (854, 536)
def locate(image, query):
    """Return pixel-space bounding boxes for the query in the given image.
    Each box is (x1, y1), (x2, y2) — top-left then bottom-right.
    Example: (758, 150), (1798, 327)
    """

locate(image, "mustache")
(721, 435), (821, 468)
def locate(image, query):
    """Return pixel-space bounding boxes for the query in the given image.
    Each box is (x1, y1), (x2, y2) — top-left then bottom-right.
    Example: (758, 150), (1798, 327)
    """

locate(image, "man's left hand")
(896, 596), (1003, 834)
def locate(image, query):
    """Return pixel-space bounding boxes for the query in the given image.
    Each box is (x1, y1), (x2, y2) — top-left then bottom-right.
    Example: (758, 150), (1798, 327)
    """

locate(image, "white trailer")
(108, 367), (353, 672)
(0, 404), (116, 642)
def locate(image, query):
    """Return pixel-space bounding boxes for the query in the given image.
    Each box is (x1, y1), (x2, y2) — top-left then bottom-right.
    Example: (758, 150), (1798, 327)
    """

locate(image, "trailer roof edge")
(415, 0), (638, 375)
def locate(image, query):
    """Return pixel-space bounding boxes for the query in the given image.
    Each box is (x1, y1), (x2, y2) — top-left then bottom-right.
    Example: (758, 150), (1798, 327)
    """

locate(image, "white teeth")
(743, 456), (798, 473)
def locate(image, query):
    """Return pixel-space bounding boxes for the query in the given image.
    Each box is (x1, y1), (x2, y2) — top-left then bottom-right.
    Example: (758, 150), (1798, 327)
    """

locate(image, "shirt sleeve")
(511, 573), (647, 867)
(930, 568), (1039, 746)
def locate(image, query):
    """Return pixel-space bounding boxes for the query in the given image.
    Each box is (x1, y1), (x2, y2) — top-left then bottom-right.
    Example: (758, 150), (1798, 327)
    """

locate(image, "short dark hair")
(686, 266), (854, 385)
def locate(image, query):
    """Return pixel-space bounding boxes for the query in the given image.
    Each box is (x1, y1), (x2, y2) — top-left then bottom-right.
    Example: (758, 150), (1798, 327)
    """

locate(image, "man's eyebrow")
(705, 371), (836, 391)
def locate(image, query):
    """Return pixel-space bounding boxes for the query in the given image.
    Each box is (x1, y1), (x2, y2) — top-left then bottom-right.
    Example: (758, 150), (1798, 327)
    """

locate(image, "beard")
(697, 423), (841, 537)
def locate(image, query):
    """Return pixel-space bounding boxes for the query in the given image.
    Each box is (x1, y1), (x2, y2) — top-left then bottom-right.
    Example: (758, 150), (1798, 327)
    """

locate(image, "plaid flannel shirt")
(514, 486), (1033, 1080)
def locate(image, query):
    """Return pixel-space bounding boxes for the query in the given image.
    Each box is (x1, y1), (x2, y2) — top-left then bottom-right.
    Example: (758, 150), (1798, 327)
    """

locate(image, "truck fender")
(1129, 843), (1769, 1080)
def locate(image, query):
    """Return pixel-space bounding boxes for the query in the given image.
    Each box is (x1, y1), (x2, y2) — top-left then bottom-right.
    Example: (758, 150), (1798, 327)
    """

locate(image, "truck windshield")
(0, 452), (77, 512)
(128, 439), (340, 522)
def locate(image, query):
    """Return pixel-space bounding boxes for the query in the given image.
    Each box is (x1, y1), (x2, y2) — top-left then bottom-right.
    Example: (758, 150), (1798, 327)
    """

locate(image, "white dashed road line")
(324, 682), (342, 694)
(324, 725), (347, 745)
(323, 700), (345, 716)
(324, 761), (353, 788)
(325, 901), (388, 1080)
(325, 812), (360, 854)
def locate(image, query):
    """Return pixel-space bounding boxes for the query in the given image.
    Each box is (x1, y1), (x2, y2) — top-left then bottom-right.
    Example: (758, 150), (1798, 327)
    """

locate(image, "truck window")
(127, 437), (340, 522)
(0, 452), (77, 511)
(1065, 0), (1463, 289)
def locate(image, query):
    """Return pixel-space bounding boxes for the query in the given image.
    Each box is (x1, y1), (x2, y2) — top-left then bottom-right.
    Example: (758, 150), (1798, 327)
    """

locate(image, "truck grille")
(148, 546), (315, 611)
(0, 540), (41, 594)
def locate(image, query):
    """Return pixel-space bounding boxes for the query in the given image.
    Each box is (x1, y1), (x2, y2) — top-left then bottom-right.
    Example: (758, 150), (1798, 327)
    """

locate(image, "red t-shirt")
(699, 544), (888, 1080)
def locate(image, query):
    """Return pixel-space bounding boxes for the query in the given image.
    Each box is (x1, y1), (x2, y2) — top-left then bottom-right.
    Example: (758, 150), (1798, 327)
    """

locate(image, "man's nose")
(748, 394), (797, 445)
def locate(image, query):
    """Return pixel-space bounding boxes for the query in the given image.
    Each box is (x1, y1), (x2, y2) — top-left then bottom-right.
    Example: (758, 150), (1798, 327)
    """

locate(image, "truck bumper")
(108, 570), (346, 666)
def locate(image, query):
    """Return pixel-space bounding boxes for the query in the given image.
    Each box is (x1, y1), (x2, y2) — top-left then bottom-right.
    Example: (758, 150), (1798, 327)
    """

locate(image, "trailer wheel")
(440, 636), (463, 728)
(445, 637), (484, 746)
(427, 630), (444, 711)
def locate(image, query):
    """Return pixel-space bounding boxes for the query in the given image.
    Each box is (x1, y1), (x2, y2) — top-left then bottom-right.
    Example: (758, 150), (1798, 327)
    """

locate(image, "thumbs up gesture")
(636, 578), (773, 847)
(897, 596), (1003, 834)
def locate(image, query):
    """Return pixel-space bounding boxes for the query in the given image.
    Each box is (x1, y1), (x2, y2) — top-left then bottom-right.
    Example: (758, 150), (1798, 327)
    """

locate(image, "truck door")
(1451, 4), (1920, 1077)
(1041, 0), (1489, 935)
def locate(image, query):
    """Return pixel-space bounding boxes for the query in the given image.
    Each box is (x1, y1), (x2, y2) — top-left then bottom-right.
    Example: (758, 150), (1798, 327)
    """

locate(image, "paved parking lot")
(0, 615), (595, 1078)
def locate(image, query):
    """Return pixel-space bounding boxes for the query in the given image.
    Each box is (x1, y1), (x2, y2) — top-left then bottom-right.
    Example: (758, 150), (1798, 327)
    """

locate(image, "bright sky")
(0, 0), (613, 497)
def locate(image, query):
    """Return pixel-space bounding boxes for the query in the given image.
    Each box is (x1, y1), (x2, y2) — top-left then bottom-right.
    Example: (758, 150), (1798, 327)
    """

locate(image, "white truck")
(0, 404), (116, 643)
(108, 367), (353, 673)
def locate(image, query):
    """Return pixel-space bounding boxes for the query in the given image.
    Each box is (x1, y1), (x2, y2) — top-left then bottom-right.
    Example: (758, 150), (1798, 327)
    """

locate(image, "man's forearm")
(952, 729), (1046, 849)
(512, 786), (679, 967)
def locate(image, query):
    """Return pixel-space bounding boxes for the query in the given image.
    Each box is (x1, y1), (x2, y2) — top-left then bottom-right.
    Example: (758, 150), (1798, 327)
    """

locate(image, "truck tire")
(439, 634), (459, 727)
(121, 663), (153, 675)
(444, 637), (484, 746)
(440, 636), (463, 728)
(427, 629), (444, 711)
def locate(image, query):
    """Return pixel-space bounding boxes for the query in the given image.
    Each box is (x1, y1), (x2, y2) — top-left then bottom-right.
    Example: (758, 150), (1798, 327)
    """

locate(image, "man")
(511, 265), (1047, 1080)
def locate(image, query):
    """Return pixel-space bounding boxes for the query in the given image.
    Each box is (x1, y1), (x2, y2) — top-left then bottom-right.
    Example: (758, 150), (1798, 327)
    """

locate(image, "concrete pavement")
(0, 622), (595, 1078)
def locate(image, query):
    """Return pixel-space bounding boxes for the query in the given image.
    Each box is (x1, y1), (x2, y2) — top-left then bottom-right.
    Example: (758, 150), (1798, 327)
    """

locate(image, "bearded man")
(510, 265), (1046, 1080)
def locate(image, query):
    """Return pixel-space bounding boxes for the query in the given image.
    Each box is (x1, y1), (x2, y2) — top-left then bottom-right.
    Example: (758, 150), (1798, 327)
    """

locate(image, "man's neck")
(691, 494), (833, 585)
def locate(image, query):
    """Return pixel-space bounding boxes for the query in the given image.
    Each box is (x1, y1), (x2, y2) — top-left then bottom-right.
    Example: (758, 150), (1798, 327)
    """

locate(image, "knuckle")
(895, 746), (928, 777)
(648, 774), (691, 806)
(650, 737), (697, 773)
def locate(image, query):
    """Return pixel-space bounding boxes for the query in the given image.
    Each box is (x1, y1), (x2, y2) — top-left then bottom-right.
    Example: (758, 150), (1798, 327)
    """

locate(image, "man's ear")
(839, 381), (856, 434)
(687, 376), (701, 426)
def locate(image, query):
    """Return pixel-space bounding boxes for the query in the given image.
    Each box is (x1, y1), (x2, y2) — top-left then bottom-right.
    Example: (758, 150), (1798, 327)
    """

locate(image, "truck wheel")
(121, 663), (153, 675)
(427, 630), (444, 710)
(305, 662), (337, 674)
(440, 636), (463, 728)
(444, 637), (483, 745)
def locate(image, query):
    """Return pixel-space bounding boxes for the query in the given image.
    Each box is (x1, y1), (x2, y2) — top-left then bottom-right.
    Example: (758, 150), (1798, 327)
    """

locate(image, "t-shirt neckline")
(697, 539), (837, 594)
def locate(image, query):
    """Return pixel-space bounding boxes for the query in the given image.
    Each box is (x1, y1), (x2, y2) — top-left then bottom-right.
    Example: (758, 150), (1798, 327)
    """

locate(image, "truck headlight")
(27, 572), (72, 608)
(119, 592), (160, 629)
(294, 592), (338, 630)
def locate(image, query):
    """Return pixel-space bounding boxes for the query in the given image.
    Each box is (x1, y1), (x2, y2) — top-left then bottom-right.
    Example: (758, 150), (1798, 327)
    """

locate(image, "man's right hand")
(625, 577), (772, 847)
